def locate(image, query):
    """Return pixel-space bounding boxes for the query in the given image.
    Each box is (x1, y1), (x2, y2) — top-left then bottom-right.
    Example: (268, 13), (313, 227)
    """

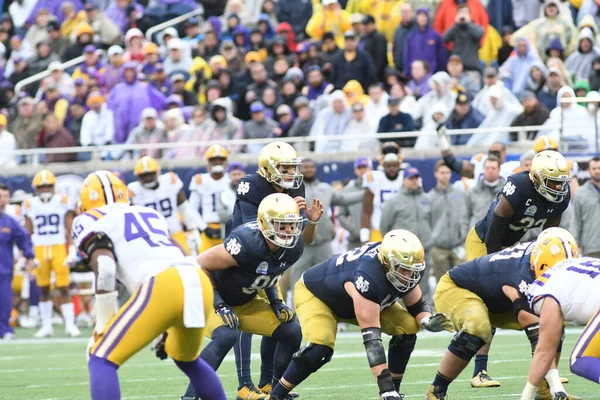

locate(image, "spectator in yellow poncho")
(185, 57), (213, 105)
(343, 79), (370, 106)
(306, 0), (352, 48)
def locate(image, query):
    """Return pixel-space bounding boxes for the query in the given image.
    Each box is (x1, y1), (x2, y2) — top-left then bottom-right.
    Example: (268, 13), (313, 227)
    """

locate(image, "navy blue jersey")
(448, 242), (536, 313)
(214, 222), (304, 306)
(475, 171), (570, 247)
(227, 173), (306, 235)
(303, 243), (417, 320)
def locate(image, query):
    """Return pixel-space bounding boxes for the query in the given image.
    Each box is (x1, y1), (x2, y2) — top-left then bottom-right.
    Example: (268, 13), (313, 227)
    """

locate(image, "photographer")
(442, 6), (484, 85)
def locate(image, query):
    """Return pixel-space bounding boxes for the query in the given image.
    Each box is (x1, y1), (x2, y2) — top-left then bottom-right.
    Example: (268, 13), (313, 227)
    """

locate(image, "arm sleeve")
(442, 24), (457, 43)
(12, 218), (34, 259)
(332, 187), (364, 206)
(484, 212), (511, 254)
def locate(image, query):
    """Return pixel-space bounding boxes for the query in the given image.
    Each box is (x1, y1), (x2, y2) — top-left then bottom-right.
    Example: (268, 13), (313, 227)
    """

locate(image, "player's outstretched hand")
(306, 198), (324, 223)
(420, 313), (453, 332)
(381, 391), (403, 400)
(552, 393), (569, 400)
(203, 226), (222, 239)
(215, 302), (239, 329)
(270, 300), (296, 323)
(151, 332), (168, 360)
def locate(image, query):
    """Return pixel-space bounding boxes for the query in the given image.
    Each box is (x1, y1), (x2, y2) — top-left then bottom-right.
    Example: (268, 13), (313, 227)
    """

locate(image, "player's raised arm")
(437, 126), (475, 178)
(344, 280), (402, 400)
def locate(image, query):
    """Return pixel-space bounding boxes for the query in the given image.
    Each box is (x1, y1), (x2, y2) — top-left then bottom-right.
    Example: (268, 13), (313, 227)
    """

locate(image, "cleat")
(535, 380), (581, 400)
(2, 332), (16, 340)
(34, 325), (54, 338)
(52, 313), (63, 326)
(266, 395), (295, 400)
(425, 384), (447, 399)
(76, 312), (94, 328)
(18, 315), (38, 329)
(236, 384), (267, 400)
(65, 325), (81, 337)
(560, 377), (569, 384)
(259, 384), (299, 398)
(471, 370), (501, 387)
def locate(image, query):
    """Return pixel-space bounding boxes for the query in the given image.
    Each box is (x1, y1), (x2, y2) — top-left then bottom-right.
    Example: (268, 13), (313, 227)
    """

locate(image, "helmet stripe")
(142, 157), (149, 173)
(95, 171), (115, 204)
(559, 236), (573, 259)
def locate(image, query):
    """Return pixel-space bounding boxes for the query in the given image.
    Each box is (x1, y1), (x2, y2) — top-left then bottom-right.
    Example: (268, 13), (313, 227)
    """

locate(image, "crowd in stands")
(2, 0), (600, 166)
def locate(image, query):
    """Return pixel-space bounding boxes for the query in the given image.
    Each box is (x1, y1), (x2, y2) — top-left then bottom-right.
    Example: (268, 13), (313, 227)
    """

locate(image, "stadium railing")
(145, 6), (205, 42)
(15, 55), (86, 95)
(1, 125), (567, 177)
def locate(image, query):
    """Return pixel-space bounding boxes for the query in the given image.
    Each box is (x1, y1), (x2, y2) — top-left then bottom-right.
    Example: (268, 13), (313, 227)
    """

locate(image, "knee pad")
(389, 334), (417, 353)
(292, 343), (333, 374)
(448, 330), (486, 361)
(272, 321), (303, 348)
(211, 326), (238, 349)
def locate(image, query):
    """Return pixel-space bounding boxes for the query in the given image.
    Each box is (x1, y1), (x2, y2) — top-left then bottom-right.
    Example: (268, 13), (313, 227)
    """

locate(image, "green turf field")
(1, 327), (598, 400)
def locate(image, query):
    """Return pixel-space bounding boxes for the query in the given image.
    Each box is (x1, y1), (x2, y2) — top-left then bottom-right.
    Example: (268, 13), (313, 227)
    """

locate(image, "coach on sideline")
(0, 183), (36, 340)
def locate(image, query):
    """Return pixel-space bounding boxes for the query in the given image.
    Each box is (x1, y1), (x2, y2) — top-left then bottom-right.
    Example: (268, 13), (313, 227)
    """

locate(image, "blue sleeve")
(238, 198), (259, 224)
(11, 218), (34, 259)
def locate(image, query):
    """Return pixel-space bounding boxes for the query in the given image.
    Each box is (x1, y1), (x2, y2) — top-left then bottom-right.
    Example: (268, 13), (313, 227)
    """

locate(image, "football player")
(181, 193), (322, 400)
(202, 141), (315, 400)
(361, 146), (403, 243)
(437, 126), (521, 182)
(532, 136), (580, 196)
(425, 228), (580, 400)
(23, 170), (80, 338)
(522, 256), (600, 398)
(128, 156), (203, 255)
(268, 230), (452, 400)
(188, 145), (231, 254)
(73, 171), (225, 400)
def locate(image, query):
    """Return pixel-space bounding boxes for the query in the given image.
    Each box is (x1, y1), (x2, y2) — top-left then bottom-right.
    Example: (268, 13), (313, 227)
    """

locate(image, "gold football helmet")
(530, 227), (580, 278)
(79, 170), (129, 212)
(32, 170), (56, 202)
(204, 144), (229, 174)
(257, 193), (304, 248)
(378, 230), (426, 292)
(134, 156), (160, 189)
(258, 142), (303, 189)
(533, 137), (559, 154)
(529, 150), (570, 203)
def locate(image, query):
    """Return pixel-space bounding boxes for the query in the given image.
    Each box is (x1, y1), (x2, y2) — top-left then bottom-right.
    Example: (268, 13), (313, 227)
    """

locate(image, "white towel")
(176, 265), (206, 328)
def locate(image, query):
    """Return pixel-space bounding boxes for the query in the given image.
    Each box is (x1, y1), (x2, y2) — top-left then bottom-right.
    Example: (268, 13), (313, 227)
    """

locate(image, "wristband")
(307, 219), (318, 225)
(360, 228), (370, 243)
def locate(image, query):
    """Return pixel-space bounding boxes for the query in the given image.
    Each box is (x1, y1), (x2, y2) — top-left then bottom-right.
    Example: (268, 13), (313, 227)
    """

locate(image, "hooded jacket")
(276, 22), (297, 52)
(310, 91), (352, 153)
(433, 0), (489, 49)
(510, 100), (550, 140)
(275, 0), (312, 38)
(257, 14), (276, 41)
(107, 62), (166, 143)
(411, 71), (457, 127)
(210, 97), (244, 153)
(415, 101), (450, 149)
(446, 102), (484, 144)
(499, 37), (541, 97)
(305, 5), (352, 48)
(404, 9), (448, 76)
(565, 28), (600, 82)
(379, 187), (432, 249)
(331, 47), (377, 91)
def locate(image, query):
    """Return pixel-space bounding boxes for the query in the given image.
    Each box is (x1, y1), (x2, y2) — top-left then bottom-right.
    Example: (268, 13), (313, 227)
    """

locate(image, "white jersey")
(23, 194), (73, 246)
(529, 257), (600, 325)
(128, 172), (183, 235)
(72, 204), (189, 295)
(188, 172), (231, 224)
(363, 170), (403, 231)
(5, 204), (24, 226)
(471, 153), (521, 182)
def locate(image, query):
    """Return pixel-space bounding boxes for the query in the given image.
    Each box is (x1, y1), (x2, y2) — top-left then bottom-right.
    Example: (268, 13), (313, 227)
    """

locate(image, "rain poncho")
(410, 71), (457, 126)
(564, 28), (600, 82)
(414, 101), (450, 149)
(107, 62), (166, 143)
(310, 91), (352, 153)
(499, 37), (541, 98)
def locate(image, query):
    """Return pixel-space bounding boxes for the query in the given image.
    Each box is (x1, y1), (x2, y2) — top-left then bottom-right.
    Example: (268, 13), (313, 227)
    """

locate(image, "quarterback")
(73, 170), (225, 400)
(23, 170), (79, 337)
(269, 230), (452, 400)
(128, 156), (203, 255)
(522, 255), (600, 398)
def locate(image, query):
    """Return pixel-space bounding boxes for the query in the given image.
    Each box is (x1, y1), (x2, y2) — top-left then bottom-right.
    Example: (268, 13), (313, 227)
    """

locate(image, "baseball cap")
(521, 90), (537, 101)
(228, 162), (246, 173)
(344, 30), (357, 39)
(448, 54), (462, 63)
(276, 104), (292, 116)
(351, 13), (363, 24)
(167, 38), (184, 51)
(48, 61), (63, 72)
(548, 67), (561, 76)
(323, 32), (335, 41)
(404, 167), (420, 179)
(245, 51), (261, 64)
(108, 45), (124, 57)
(74, 77), (85, 86)
(84, 44), (97, 54)
(171, 73), (185, 83)
(47, 21), (59, 32)
(354, 157), (371, 169)
(388, 95), (401, 106)
(484, 67), (498, 77)
(363, 15), (376, 25)
(322, 0), (338, 5)
(141, 107), (158, 119)
(84, 3), (97, 10)
(293, 96), (309, 109)
(250, 101), (265, 113)
(456, 92), (469, 105)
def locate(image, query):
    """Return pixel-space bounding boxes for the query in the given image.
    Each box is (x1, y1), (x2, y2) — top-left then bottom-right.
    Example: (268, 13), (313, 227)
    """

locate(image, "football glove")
(553, 393), (569, 400)
(215, 302), (239, 329)
(420, 313), (453, 332)
(203, 226), (222, 239)
(270, 300), (296, 323)
(64, 244), (78, 267)
(151, 332), (168, 360)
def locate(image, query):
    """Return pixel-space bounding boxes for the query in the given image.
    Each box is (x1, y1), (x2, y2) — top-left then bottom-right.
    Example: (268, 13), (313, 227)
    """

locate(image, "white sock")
(29, 305), (40, 318)
(60, 303), (75, 329)
(39, 301), (53, 329)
